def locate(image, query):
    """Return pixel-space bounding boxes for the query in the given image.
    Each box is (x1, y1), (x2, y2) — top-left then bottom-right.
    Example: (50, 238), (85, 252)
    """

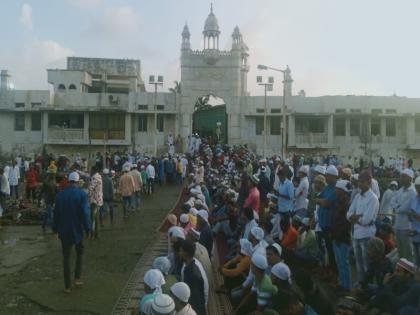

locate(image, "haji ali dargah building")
(1, 6), (420, 161)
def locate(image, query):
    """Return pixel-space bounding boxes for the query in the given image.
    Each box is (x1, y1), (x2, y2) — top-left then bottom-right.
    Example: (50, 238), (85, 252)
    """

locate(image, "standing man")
(8, 160), (20, 200)
(130, 164), (142, 211)
(276, 167), (294, 215)
(101, 168), (114, 225)
(294, 165), (309, 217)
(88, 166), (103, 239)
(393, 168), (416, 261)
(53, 172), (91, 293)
(146, 161), (156, 195)
(346, 170), (379, 284)
(119, 165), (135, 218)
(410, 176), (420, 265)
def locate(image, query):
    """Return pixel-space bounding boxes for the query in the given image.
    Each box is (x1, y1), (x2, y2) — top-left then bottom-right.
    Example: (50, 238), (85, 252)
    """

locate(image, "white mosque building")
(1, 6), (420, 161)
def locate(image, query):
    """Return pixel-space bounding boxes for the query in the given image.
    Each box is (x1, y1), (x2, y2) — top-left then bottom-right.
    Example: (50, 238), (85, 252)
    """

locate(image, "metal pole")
(282, 73), (287, 159)
(263, 84), (267, 157)
(153, 83), (158, 157)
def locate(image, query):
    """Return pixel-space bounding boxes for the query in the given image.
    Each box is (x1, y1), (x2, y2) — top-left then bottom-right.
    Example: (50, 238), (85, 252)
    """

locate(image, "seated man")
(370, 258), (420, 314)
(234, 254), (278, 315)
(217, 238), (252, 293)
(279, 215), (298, 250)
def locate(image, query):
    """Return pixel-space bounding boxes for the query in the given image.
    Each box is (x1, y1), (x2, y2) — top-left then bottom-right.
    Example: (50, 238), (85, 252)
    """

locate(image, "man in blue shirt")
(275, 167), (294, 215)
(316, 165), (338, 271)
(53, 172), (91, 292)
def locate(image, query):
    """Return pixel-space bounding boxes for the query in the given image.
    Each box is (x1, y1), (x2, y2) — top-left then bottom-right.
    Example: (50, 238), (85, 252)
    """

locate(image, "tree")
(194, 95), (211, 111)
(169, 81), (181, 94)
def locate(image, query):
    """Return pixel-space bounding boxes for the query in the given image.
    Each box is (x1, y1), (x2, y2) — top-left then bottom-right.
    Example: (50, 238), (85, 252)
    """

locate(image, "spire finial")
(211, 3), (213, 13)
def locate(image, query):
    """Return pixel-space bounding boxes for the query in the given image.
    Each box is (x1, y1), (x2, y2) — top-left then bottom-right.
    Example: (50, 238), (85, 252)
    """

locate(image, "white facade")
(1, 7), (420, 161)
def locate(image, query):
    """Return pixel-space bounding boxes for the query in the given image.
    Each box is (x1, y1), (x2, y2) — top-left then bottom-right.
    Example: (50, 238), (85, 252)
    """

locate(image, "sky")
(0, 0), (419, 97)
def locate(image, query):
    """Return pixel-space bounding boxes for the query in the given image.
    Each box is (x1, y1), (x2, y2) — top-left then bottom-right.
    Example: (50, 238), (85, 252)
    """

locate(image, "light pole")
(258, 64), (292, 159)
(257, 75), (274, 157)
(149, 75), (164, 157)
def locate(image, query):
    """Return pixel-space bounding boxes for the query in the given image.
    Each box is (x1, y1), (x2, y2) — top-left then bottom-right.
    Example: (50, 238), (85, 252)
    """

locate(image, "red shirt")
(59, 178), (69, 191)
(26, 169), (38, 188)
(243, 187), (260, 213)
(381, 235), (396, 254)
(280, 226), (298, 249)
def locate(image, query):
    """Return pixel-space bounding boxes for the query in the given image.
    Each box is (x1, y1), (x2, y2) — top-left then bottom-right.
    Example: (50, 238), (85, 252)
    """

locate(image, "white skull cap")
(170, 282), (191, 303)
(144, 269), (166, 289)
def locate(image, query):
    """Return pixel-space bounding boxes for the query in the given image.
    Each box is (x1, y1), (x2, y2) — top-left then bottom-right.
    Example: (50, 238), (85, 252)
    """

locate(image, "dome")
(232, 26), (241, 38)
(203, 4), (220, 34)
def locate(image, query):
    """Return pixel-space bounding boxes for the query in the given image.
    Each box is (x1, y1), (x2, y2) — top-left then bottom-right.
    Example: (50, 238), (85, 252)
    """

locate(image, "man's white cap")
(352, 174), (359, 181)
(151, 293), (175, 314)
(270, 243), (282, 257)
(144, 269), (166, 289)
(170, 282), (191, 303)
(390, 180), (399, 187)
(239, 239), (253, 256)
(152, 256), (172, 276)
(401, 168), (414, 178)
(251, 253), (268, 270)
(103, 168), (110, 175)
(180, 214), (189, 224)
(325, 165), (338, 176)
(251, 227), (264, 241)
(336, 179), (351, 192)
(68, 172), (80, 182)
(271, 262), (292, 284)
(197, 210), (209, 222)
(415, 177), (420, 186)
(299, 165), (309, 175)
(301, 217), (311, 226)
(123, 165), (130, 172)
(168, 226), (185, 240)
(189, 208), (198, 216)
(314, 165), (326, 175)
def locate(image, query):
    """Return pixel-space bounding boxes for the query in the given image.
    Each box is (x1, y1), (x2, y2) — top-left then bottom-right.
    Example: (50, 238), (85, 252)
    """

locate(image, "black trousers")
(61, 240), (84, 289)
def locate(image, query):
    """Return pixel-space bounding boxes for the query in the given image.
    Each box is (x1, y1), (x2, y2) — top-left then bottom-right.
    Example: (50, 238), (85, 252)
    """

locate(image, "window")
(31, 102), (41, 108)
(256, 108), (264, 113)
(138, 105), (148, 110)
(256, 117), (264, 135)
(415, 117), (420, 133)
(386, 109), (397, 114)
(156, 105), (164, 111)
(350, 109), (361, 113)
(271, 109), (281, 113)
(49, 113), (84, 128)
(386, 118), (396, 136)
(296, 117), (325, 133)
(69, 84), (77, 90)
(334, 117), (346, 136)
(371, 118), (381, 136)
(371, 109), (382, 115)
(350, 118), (360, 136)
(15, 113), (25, 131)
(31, 113), (42, 131)
(57, 84), (66, 92)
(89, 113), (125, 140)
(335, 109), (346, 113)
(157, 114), (164, 132)
(15, 102), (25, 108)
(138, 114), (148, 132)
(270, 116), (281, 135)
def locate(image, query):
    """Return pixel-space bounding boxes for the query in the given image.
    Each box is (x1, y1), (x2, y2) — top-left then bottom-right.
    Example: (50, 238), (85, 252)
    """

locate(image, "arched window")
(58, 84), (66, 92)
(69, 84), (77, 90)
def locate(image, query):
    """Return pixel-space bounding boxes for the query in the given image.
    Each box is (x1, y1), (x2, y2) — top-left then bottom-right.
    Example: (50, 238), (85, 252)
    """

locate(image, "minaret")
(0, 70), (11, 90)
(203, 4), (220, 50)
(232, 26), (242, 50)
(283, 66), (293, 97)
(181, 23), (191, 51)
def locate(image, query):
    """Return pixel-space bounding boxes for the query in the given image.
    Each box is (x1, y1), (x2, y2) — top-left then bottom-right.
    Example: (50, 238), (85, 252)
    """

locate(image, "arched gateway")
(178, 5), (249, 146)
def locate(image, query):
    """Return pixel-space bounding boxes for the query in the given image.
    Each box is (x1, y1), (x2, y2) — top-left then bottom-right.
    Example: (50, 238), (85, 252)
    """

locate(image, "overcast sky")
(0, 0), (419, 97)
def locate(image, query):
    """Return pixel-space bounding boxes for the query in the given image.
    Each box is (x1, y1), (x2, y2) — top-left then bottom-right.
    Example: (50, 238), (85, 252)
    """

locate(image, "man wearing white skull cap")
(170, 282), (196, 315)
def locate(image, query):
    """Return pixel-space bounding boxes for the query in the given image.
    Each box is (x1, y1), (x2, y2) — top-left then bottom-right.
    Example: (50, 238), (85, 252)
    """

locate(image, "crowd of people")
(1, 137), (420, 314)
(138, 140), (420, 315)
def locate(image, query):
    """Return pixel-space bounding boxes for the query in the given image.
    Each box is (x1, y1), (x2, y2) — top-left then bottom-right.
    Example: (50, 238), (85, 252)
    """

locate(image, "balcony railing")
(48, 127), (84, 141)
(89, 130), (125, 140)
(296, 132), (328, 144)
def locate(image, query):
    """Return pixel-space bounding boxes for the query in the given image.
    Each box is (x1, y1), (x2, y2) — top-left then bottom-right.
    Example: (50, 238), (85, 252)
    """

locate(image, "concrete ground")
(0, 184), (181, 315)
